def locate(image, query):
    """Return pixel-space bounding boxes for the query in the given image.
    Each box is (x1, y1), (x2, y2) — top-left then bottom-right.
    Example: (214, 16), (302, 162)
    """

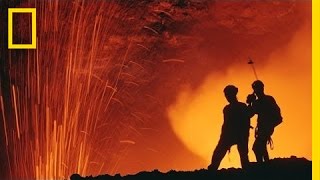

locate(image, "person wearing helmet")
(247, 80), (282, 163)
(208, 85), (251, 170)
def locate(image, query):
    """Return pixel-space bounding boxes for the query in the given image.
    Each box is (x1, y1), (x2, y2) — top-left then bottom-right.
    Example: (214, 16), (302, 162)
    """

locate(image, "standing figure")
(247, 80), (282, 163)
(208, 85), (251, 170)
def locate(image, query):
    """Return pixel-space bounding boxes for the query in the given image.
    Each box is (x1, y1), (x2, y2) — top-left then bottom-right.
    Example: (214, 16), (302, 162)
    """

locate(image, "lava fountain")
(1, 1), (153, 179)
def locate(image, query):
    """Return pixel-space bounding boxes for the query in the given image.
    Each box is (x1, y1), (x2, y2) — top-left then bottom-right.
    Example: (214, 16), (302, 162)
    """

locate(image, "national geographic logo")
(8, 8), (37, 49)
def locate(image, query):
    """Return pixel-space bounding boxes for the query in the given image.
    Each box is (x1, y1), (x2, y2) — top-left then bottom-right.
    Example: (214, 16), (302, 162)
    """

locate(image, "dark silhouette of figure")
(247, 80), (282, 163)
(208, 85), (251, 170)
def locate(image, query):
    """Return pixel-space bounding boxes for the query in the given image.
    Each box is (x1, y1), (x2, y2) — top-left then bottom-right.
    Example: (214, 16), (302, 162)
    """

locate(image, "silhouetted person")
(208, 85), (250, 170)
(246, 80), (282, 163)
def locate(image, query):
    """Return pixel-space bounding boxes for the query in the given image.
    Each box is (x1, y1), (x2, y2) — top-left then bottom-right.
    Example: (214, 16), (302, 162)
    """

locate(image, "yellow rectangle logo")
(8, 8), (37, 49)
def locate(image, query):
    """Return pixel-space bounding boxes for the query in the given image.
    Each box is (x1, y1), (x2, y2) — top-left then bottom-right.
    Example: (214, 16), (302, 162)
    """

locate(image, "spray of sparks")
(1, 1), (152, 179)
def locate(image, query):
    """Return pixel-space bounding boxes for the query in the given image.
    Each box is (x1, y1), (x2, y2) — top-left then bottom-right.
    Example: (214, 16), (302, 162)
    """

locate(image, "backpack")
(272, 110), (282, 127)
(268, 96), (283, 128)
(256, 95), (283, 129)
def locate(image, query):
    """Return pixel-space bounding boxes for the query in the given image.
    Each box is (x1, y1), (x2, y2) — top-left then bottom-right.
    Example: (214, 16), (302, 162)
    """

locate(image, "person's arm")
(246, 94), (256, 118)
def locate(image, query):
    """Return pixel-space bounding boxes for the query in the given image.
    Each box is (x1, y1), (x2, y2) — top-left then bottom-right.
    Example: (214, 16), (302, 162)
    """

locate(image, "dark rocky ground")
(70, 156), (311, 180)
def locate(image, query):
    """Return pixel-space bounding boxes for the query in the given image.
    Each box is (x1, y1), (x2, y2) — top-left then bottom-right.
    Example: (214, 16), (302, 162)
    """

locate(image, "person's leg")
(209, 138), (230, 170)
(261, 136), (270, 162)
(261, 128), (274, 162)
(237, 136), (249, 169)
(263, 149), (269, 162)
(252, 137), (263, 163)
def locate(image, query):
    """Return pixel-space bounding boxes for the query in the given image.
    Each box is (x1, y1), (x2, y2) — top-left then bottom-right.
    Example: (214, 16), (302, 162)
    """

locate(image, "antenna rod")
(248, 57), (258, 80)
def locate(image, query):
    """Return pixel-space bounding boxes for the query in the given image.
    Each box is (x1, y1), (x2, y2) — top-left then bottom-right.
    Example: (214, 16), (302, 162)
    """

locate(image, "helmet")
(224, 85), (238, 96)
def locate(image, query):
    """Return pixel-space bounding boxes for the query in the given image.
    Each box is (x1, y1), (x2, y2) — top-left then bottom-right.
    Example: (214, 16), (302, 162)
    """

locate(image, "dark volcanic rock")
(70, 157), (311, 180)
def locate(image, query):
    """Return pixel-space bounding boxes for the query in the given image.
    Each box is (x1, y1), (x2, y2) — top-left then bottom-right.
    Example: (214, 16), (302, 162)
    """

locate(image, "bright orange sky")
(168, 21), (311, 169)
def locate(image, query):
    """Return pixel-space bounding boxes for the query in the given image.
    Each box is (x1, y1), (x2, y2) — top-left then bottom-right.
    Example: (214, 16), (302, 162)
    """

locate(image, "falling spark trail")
(162, 59), (185, 63)
(143, 26), (159, 35)
(119, 140), (136, 145)
(0, 95), (9, 146)
(12, 86), (21, 140)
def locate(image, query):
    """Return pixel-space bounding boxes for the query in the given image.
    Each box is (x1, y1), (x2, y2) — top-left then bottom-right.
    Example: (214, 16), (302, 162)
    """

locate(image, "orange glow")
(168, 23), (311, 169)
(0, 1), (311, 179)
